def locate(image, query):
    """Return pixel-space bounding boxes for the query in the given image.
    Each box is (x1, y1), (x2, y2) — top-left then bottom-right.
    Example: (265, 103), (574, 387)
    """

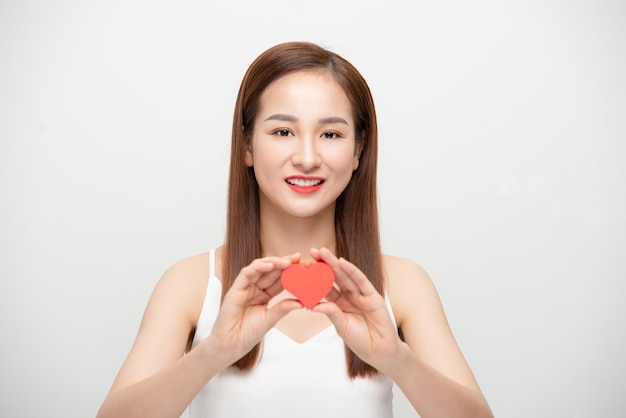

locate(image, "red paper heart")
(280, 262), (335, 309)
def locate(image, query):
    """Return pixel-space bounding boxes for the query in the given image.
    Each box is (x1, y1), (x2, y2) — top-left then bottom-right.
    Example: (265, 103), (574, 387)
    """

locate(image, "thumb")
(311, 302), (348, 335)
(265, 299), (303, 327)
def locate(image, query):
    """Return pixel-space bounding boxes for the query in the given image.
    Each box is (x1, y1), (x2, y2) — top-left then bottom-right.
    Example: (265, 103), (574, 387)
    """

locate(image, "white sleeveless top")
(188, 250), (396, 418)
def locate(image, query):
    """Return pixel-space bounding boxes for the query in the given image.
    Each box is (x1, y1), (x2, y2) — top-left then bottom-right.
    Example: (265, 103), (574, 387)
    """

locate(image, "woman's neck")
(259, 207), (336, 263)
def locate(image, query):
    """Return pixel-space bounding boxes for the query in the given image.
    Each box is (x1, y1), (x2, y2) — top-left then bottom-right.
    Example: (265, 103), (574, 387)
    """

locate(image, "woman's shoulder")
(382, 253), (431, 286)
(381, 253), (440, 327)
(160, 250), (212, 284)
(104, 250), (217, 392)
(146, 250), (217, 328)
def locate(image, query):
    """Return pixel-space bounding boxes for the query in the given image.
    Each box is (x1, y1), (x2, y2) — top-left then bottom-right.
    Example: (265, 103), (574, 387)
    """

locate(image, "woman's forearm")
(96, 338), (229, 418)
(384, 344), (493, 418)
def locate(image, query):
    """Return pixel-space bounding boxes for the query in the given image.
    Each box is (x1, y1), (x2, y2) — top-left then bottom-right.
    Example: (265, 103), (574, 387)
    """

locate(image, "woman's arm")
(97, 253), (302, 418)
(383, 255), (493, 418)
(312, 248), (493, 418)
(96, 254), (220, 418)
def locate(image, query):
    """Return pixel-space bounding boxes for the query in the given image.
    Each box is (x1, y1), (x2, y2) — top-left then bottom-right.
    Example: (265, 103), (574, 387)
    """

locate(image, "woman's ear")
(244, 129), (254, 167)
(245, 149), (253, 167)
(353, 144), (362, 171)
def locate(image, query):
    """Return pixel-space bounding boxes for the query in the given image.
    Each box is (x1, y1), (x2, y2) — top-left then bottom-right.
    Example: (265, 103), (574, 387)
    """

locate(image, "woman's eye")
(322, 132), (339, 139)
(275, 129), (292, 137)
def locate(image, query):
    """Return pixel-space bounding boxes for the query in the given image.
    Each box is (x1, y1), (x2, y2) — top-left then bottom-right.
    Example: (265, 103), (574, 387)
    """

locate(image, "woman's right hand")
(204, 255), (303, 365)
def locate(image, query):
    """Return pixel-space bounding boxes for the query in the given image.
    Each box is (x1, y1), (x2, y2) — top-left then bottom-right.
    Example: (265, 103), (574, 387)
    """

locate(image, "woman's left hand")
(310, 247), (405, 373)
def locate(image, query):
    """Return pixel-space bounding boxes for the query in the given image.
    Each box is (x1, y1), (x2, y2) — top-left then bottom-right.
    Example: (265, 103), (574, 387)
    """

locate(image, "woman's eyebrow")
(264, 114), (297, 122)
(264, 114), (349, 125)
(318, 117), (349, 125)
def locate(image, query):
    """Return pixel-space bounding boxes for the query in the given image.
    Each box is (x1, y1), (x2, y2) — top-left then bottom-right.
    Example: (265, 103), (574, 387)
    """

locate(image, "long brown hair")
(223, 41), (383, 378)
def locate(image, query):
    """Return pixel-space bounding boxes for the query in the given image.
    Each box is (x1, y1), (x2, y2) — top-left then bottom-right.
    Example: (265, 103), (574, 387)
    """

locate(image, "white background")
(1, 1), (625, 417)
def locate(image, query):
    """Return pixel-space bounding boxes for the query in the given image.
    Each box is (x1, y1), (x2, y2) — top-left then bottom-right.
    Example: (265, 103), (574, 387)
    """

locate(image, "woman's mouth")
(285, 177), (324, 193)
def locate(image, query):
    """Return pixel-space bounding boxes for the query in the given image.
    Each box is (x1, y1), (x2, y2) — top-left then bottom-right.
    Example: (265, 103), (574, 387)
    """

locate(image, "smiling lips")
(285, 176), (324, 193)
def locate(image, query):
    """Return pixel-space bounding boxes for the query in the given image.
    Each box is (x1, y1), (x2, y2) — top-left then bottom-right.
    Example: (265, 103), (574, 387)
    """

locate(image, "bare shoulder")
(381, 254), (441, 329)
(382, 254), (436, 299)
(158, 251), (211, 291)
(152, 251), (212, 328)
(108, 250), (214, 391)
(382, 254), (431, 286)
(382, 254), (480, 389)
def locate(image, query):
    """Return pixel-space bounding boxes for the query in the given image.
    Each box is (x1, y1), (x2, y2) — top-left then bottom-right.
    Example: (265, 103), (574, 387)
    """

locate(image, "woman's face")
(246, 70), (360, 220)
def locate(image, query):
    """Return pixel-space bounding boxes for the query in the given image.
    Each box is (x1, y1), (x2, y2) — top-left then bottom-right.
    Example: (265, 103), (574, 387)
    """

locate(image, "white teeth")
(287, 178), (323, 187)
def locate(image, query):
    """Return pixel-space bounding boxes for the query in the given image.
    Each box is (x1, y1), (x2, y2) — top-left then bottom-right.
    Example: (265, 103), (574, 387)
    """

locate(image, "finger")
(265, 252), (301, 264)
(287, 252), (302, 263)
(323, 286), (362, 313)
(229, 260), (275, 293)
(255, 254), (298, 290)
(337, 257), (379, 297)
(254, 264), (284, 290)
(324, 286), (342, 303)
(311, 301), (348, 335)
(263, 276), (285, 298)
(317, 247), (360, 294)
(309, 247), (322, 261)
(265, 298), (303, 327)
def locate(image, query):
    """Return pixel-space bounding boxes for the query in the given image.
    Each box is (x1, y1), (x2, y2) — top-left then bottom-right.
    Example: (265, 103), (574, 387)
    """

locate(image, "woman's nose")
(291, 136), (321, 170)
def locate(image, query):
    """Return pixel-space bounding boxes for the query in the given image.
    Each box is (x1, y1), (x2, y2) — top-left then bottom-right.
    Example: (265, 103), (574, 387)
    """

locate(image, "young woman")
(97, 41), (493, 418)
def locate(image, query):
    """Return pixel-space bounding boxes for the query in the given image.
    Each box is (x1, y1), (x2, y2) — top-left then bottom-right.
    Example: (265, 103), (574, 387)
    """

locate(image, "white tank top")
(188, 250), (396, 418)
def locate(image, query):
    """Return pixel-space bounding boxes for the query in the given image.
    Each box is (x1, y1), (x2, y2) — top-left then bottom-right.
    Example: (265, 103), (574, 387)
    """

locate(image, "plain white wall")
(1, 0), (625, 417)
